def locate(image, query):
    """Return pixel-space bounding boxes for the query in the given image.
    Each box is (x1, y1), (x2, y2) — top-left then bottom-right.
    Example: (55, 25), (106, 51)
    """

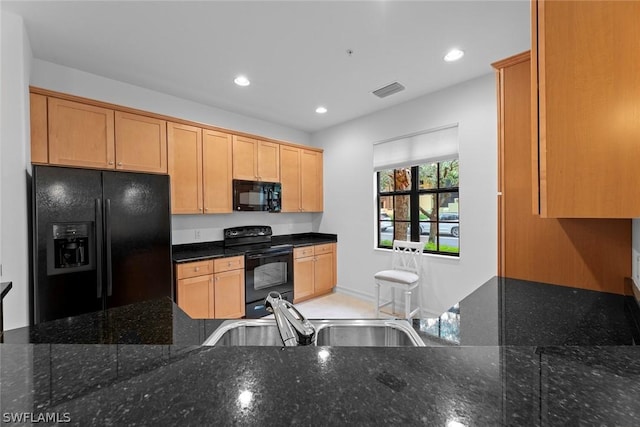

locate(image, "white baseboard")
(334, 285), (442, 318)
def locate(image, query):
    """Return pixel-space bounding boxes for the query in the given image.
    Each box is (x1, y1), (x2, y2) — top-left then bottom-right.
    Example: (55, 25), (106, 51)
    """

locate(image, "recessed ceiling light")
(234, 75), (250, 87)
(315, 106), (327, 114)
(444, 49), (464, 62)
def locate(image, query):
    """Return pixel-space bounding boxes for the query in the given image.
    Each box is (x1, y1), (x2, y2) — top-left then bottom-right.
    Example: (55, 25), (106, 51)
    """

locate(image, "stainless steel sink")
(203, 318), (425, 347)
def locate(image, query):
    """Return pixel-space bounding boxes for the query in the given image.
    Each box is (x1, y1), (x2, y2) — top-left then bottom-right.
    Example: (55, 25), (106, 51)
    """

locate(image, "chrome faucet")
(265, 292), (316, 346)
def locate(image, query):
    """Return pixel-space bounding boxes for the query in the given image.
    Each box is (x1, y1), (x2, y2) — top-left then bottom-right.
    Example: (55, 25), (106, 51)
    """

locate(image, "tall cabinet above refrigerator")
(32, 165), (172, 324)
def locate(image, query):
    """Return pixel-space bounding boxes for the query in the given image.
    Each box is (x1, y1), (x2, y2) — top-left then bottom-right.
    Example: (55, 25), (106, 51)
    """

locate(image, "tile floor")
(294, 292), (377, 319)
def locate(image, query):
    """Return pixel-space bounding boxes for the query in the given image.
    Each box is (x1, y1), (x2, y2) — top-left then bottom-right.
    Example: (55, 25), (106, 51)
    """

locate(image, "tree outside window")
(377, 159), (459, 255)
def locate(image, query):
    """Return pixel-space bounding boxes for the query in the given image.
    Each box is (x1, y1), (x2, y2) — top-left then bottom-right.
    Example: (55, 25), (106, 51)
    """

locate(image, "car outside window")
(377, 160), (459, 256)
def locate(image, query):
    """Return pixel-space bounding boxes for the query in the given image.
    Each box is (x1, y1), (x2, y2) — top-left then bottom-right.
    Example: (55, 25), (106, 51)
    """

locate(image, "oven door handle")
(246, 251), (292, 260)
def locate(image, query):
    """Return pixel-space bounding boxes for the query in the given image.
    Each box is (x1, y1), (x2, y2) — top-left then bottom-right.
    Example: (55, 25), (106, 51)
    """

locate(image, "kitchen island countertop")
(2, 276), (639, 425)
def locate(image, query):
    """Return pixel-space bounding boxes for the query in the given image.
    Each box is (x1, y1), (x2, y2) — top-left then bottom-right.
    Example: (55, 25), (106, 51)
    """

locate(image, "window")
(377, 159), (459, 255)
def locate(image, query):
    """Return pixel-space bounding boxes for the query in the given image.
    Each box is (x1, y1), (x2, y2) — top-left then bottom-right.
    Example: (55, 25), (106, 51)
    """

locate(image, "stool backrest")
(391, 240), (423, 274)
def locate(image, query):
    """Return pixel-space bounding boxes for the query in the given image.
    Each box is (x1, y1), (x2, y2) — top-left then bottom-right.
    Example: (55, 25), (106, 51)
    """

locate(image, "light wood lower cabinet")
(176, 256), (245, 318)
(293, 243), (337, 303)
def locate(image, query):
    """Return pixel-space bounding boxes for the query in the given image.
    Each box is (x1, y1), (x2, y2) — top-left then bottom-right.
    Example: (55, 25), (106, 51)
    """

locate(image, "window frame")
(377, 161), (459, 256)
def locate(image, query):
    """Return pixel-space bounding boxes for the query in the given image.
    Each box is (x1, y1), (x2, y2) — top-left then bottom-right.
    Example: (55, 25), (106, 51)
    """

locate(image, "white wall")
(0, 11), (32, 330)
(30, 59), (316, 245)
(311, 73), (498, 315)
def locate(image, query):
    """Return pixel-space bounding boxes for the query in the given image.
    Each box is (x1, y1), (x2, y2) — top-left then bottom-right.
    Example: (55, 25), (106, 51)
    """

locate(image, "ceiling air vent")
(372, 82), (405, 98)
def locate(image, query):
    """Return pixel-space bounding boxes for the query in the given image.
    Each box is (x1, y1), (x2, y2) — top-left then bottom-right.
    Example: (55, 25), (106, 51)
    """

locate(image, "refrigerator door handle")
(105, 198), (113, 297)
(95, 198), (103, 299)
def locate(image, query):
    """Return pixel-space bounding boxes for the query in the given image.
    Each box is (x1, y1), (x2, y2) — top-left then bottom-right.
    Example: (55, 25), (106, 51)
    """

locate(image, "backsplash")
(171, 212), (318, 244)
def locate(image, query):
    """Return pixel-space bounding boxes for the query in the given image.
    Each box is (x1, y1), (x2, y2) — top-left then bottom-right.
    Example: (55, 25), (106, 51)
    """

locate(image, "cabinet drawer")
(214, 256), (245, 273)
(314, 243), (334, 255)
(294, 246), (315, 259)
(176, 260), (214, 279)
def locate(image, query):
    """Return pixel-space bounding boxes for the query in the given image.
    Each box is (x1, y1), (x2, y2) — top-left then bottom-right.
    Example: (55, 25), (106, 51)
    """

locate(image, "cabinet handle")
(117, 162), (123, 166)
(204, 208), (208, 212)
(108, 161), (114, 165)
(228, 262), (232, 267)
(195, 267), (200, 272)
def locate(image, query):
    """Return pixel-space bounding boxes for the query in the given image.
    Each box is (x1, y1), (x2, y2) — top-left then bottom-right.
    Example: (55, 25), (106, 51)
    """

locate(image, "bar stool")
(374, 240), (423, 320)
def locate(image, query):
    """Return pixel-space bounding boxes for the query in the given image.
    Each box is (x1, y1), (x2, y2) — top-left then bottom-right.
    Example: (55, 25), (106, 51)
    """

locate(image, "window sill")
(373, 247), (460, 260)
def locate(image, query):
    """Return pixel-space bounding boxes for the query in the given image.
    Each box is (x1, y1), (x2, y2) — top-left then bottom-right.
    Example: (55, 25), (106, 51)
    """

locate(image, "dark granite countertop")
(172, 232), (337, 263)
(2, 276), (639, 425)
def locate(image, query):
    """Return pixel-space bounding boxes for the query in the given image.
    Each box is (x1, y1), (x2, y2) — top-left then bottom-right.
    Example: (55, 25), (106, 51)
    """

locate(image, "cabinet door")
(314, 252), (335, 294)
(213, 269), (245, 319)
(232, 135), (258, 180)
(203, 130), (233, 213)
(48, 98), (115, 169)
(280, 145), (301, 212)
(30, 93), (48, 164)
(168, 122), (203, 214)
(301, 150), (323, 212)
(114, 111), (167, 173)
(534, 0), (640, 218)
(178, 275), (213, 319)
(294, 256), (315, 303)
(257, 140), (280, 182)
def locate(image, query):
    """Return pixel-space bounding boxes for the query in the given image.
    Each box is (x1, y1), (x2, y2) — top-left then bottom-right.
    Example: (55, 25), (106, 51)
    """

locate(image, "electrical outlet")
(636, 255), (640, 281)
(194, 230), (201, 240)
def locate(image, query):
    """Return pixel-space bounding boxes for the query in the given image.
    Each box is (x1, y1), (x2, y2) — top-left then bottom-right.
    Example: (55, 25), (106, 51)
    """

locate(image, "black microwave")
(233, 180), (282, 212)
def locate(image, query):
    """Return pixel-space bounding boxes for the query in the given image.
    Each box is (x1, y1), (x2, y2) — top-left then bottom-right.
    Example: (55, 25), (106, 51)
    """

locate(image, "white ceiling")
(2, 1), (530, 133)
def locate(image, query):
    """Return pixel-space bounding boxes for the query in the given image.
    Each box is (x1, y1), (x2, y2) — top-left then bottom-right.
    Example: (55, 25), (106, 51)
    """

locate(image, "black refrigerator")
(32, 165), (172, 324)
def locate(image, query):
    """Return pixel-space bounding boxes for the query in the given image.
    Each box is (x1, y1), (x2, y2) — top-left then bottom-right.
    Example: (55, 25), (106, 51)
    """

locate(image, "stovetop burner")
(223, 226), (292, 254)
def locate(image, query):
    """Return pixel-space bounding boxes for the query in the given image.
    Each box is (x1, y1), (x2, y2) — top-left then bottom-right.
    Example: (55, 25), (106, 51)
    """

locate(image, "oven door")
(245, 250), (293, 305)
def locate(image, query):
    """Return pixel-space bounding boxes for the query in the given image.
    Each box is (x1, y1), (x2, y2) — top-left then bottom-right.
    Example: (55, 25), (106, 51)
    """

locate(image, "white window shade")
(373, 124), (459, 171)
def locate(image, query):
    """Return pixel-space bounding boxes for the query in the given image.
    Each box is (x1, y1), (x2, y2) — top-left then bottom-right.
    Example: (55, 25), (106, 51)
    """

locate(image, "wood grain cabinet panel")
(177, 275), (212, 319)
(232, 135), (280, 182)
(114, 112), (167, 173)
(30, 93), (48, 164)
(280, 145), (302, 212)
(175, 258), (245, 319)
(203, 130), (233, 213)
(168, 122), (203, 214)
(533, 0), (640, 218)
(300, 150), (323, 212)
(48, 98), (115, 169)
(293, 243), (336, 303)
(494, 52), (631, 295)
(214, 269), (245, 319)
(280, 146), (323, 212)
(293, 256), (315, 303)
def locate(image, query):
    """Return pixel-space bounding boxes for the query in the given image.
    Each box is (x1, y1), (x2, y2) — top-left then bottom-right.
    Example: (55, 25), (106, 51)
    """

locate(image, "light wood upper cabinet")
(232, 135), (280, 182)
(203, 130), (233, 213)
(301, 149), (323, 212)
(532, 0), (640, 218)
(48, 98), (115, 169)
(168, 122), (203, 214)
(280, 146), (323, 212)
(280, 145), (302, 212)
(30, 93), (48, 164)
(114, 112), (167, 173)
(495, 51), (631, 295)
